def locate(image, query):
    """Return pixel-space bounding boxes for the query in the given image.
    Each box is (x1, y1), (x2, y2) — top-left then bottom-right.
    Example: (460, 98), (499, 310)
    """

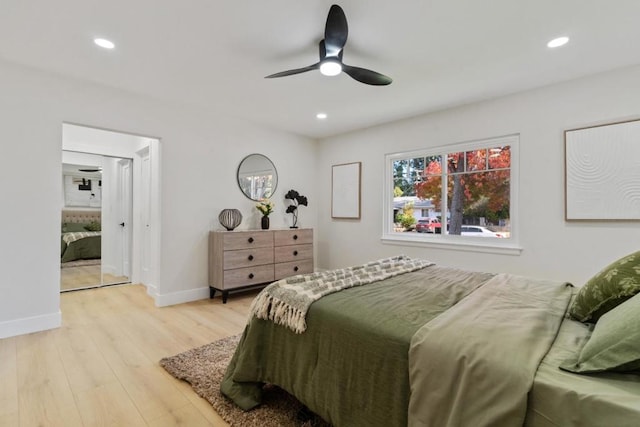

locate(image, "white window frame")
(382, 134), (522, 255)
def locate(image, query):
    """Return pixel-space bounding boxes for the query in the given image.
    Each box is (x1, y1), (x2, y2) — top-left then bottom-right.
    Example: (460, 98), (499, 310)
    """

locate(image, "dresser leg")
(209, 287), (216, 299)
(222, 291), (229, 304)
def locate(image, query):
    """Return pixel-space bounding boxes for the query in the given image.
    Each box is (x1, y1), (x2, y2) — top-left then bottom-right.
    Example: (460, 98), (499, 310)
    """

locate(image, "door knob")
(119, 222), (125, 227)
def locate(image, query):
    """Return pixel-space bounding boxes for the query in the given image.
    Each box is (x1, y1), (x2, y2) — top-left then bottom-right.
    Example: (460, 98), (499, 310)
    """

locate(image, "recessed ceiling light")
(94, 38), (115, 49)
(547, 36), (569, 48)
(316, 113), (328, 120)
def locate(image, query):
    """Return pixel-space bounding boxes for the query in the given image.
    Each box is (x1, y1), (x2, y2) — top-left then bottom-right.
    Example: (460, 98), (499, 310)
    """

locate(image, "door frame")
(62, 123), (161, 298)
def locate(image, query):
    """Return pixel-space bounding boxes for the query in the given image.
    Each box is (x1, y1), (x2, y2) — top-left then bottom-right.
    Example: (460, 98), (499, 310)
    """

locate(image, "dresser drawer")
(209, 228), (313, 303)
(274, 244), (313, 263)
(274, 229), (313, 246)
(223, 231), (273, 250)
(224, 248), (274, 269)
(224, 265), (274, 289)
(275, 259), (314, 280)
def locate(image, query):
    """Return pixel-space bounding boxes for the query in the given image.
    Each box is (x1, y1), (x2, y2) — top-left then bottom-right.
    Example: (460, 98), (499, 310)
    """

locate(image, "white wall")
(0, 59), (318, 339)
(316, 64), (640, 287)
(4, 55), (638, 339)
(61, 151), (104, 208)
(64, 123), (152, 157)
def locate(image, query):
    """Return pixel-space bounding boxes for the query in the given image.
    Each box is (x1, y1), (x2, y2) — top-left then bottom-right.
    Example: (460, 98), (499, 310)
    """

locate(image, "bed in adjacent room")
(221, 254), (640, 427)
(60, 209), (102, 263)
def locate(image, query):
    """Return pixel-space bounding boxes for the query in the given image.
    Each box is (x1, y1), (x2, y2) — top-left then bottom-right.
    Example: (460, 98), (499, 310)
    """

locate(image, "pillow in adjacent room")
(569, 250), (640, 323)
(561, 291), (640, 374)
(85, 221), (101, 232)
(62, 222), (90, 232)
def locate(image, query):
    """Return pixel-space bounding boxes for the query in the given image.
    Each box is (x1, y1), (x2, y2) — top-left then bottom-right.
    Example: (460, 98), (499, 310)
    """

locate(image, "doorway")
(61, 123), (161, 294)
(60, 153), (132, 291)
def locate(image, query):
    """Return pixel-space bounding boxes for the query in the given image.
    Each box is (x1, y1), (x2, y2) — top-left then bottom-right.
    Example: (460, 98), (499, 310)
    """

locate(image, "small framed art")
(331, 162), (361, 219)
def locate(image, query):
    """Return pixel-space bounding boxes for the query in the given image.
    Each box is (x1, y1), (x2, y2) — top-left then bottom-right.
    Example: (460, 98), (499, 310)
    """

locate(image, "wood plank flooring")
(60, 264), (129, 291)
(0, 284), (258, 426)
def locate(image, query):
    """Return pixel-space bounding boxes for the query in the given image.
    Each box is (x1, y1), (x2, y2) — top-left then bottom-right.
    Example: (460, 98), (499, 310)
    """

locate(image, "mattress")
(526, 316), (640, 427)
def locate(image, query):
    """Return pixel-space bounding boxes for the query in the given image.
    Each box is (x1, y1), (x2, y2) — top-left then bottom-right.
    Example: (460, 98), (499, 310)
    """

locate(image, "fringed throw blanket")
(62, 231), (101, 245)
(249, 255), (433, 333)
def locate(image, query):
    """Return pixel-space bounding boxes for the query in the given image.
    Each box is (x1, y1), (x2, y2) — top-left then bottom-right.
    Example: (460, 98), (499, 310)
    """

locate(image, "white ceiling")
(2, 1), (640, 139)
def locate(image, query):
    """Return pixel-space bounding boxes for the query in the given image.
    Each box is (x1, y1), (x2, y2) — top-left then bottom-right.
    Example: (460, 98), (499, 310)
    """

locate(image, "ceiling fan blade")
(318, 40), (326, 59)
(265, 63), (319, 79)
(324, 5), (348, 56)
(342, 64), (392, 86)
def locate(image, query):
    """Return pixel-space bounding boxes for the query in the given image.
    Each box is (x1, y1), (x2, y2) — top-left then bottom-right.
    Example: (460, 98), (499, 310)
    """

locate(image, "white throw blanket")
(249, 255), (433, 333)
(62, 231), (101, 245)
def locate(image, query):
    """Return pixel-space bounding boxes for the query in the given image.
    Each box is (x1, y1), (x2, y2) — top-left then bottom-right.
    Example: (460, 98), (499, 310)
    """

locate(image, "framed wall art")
(331, 162), (361, 219)
(565, 118), (640, 220)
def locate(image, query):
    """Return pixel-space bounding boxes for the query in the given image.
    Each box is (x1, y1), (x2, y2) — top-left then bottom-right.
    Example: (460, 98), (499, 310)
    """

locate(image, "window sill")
(381, 233), (523, 256)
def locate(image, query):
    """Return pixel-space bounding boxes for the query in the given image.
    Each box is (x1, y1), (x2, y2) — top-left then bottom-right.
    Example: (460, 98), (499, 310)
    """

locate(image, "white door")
(117, 158), (133, 277)
(139, 147), (152, 285)
(101, 156), (132, 286)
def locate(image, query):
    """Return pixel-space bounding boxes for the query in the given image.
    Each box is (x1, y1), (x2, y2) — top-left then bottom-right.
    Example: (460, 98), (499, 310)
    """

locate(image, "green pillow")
(62, 222), (89, 232)
(84, 221), (101, 232)
(569, 250), (640, 323)
(561, 292), (640, 374)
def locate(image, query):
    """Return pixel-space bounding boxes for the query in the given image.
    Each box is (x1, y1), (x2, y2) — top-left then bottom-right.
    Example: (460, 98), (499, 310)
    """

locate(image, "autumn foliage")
(415, 147), (511, 226)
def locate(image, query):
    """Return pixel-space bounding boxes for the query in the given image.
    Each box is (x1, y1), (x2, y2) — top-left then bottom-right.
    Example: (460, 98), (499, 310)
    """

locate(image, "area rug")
(61, 259), (101, 268)
(160, 334), (329, 427)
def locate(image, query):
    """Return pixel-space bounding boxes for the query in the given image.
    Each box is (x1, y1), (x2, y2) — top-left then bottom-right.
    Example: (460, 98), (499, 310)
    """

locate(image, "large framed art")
(565, 118), (640, 221)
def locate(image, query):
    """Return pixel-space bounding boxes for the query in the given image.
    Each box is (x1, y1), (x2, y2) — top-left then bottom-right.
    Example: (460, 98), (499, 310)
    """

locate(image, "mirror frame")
(236, 153), (278, 201)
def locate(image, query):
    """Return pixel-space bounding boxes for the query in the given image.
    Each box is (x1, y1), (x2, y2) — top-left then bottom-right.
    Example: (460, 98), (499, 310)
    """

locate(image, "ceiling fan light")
(320, 60), (342, 76)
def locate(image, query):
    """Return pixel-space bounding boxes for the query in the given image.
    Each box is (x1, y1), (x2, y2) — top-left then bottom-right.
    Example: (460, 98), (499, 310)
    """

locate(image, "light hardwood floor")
(60, 264), (129, 291)
(0, 284), (259, 426)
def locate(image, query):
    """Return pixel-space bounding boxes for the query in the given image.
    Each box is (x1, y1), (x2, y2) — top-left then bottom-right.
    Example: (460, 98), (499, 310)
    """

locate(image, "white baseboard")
(0, 311), (61, 339)
(154, 286), (209, 307)
(144, 282), (158, 299)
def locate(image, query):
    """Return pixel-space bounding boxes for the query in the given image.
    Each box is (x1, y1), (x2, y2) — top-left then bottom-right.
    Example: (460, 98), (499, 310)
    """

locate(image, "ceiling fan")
(265, 4), (392, 86)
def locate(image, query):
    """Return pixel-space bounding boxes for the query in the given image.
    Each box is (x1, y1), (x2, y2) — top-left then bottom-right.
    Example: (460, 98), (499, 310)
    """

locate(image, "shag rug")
(160, 334), (329, 427)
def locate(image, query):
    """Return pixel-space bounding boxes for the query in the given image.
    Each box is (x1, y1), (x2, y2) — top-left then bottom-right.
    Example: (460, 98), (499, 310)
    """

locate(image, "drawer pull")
(293, 250), (298, 256)
(294, 266), (299, 272)
(293, 234), (298, 240)
(248, 237), (254, 243)
(248, 273), (254, 279)
(248, 255), (254, 261)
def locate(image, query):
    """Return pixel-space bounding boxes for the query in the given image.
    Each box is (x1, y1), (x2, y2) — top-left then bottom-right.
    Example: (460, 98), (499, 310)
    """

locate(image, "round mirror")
(237, 153), (278, 200)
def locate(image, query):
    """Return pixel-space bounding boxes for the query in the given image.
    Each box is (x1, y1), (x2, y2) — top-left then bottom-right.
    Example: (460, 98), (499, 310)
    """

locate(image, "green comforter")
(221, 265), (494, 426)
(221, 264), (572, 427)
(61, 232), (101, 262)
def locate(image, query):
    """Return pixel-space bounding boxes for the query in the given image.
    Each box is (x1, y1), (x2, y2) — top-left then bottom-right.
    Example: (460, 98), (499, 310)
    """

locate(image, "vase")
(219, 208), (242, 231)
(261, 215), (270, 230)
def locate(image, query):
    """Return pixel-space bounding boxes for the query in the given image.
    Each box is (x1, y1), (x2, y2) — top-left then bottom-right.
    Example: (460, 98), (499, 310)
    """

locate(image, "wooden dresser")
(208, 228), (314, 303)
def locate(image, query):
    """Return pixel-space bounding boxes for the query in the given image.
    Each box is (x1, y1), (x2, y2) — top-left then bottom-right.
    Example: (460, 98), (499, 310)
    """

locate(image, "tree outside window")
(388, 136), (515, 240)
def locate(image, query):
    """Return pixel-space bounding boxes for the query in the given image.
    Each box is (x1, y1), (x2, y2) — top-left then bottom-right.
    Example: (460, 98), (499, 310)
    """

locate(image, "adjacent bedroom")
(60, 150), (131, 291)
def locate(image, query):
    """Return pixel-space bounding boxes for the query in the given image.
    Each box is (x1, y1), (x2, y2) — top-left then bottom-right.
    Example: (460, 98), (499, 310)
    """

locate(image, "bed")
(61, 209), (102, 263)
(221, 254), (640, 427)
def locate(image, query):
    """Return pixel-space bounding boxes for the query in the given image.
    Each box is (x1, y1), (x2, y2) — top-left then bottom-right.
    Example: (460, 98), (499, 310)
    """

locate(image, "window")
(383, 135), (520, 254)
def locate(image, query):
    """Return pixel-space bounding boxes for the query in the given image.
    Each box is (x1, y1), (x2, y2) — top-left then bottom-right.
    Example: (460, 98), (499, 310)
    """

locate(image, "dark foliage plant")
(285, 190), (308, 228)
